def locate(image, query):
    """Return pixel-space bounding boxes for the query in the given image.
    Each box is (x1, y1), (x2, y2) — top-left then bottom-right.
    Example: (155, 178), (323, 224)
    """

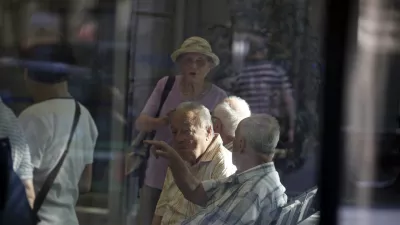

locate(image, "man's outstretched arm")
(145, 140), (208, 206)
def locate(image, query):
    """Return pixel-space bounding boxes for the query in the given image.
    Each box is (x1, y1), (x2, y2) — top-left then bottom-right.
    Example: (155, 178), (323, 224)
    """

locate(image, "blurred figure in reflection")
(78, 21), (97, 42)
(0, 99), (35, 207)
(18, 39), (98, 225)
(152, 102), (236, 225)
(146, 114), (287, 224)
(212, 96), (251, 151)
(135, 36), (227, 224)
(231, 32), (296, 144)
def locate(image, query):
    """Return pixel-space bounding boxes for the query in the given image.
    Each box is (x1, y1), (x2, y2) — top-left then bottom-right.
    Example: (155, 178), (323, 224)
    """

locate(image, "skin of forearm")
(23, 179), (35, 208)
(135, 115), (162, 132)
(168, 156), (205, 206)
(151, 215), (162, 225)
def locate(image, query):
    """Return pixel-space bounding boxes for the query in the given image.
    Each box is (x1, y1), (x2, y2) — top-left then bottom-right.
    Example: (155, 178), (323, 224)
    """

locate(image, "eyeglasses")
(211, 116), (220, 124)
(180, 57), (209, 67)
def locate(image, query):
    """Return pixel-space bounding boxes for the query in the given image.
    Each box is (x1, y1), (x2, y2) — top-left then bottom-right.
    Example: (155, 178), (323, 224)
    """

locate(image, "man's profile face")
(232, 123), (245, 166)
(211, 113), (223, 135)
(170, 109), (209, 161)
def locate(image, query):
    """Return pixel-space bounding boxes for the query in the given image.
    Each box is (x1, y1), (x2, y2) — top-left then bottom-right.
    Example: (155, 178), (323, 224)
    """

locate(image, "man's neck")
(191, 137), (216, 165)
(236, 158), (272, 174)
(181, 77), (206, 97)
(221, 134), (234, 146)
(32, 84), (71, 103)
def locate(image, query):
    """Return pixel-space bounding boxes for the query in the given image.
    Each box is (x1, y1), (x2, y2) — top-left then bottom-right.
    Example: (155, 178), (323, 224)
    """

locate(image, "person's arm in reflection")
(79, 165), (92, 193)
(19, 114), (52, 207)
(79, 117), (98, 193)
(14, 130), (35, 208)
(1, 102), (36, 208)
(135, 77), (170, 132)
(281, 70), (296, 143)
(144, 140), (208, 207)
(18, 139), (35, 207)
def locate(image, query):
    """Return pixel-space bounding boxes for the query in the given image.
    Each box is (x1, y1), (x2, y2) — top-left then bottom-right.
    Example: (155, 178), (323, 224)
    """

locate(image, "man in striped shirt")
(152, 102), (236, 225)
(0, 98), (35, 207)
(146, 114), (287, 224)
(231, 33), (296, 143)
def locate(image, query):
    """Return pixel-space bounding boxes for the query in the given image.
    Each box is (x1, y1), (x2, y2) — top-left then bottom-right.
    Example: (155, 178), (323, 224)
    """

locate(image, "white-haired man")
(146, 114), (287, 224)
(151, 102), (236, 225)
(212, 96), (251, 151)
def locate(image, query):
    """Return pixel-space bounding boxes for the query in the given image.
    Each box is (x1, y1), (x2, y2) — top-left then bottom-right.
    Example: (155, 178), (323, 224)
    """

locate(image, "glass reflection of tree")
(206, 0), (322, 166)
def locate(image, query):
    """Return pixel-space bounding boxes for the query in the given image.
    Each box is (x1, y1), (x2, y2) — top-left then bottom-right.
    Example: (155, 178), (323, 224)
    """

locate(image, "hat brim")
(171, 48), (220, 66)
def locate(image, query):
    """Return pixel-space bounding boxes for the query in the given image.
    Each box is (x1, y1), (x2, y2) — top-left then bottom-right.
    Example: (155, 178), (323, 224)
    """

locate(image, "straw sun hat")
(171, 36), (220, 66)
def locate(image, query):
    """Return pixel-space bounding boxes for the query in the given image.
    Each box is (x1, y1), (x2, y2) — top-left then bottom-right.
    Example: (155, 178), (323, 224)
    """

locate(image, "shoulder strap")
(33, 100), (81, 214)
(155, 76), (175, 118)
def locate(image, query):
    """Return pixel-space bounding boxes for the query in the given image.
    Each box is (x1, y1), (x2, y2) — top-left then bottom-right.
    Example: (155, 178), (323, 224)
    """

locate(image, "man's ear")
(206, 125), (213, 137)
(214, 120), (221, 132)
(239, 137), (246, 154)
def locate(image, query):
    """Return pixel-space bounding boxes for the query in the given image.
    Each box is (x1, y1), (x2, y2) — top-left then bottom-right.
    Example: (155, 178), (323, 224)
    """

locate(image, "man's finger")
(153, 150), (169, 159)
(144, 140), (167, 148)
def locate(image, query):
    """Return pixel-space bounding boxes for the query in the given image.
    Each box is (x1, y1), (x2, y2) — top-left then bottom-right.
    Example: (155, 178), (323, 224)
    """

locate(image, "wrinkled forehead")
(171, 110), (200, 128)
(179, 53), (209, 61)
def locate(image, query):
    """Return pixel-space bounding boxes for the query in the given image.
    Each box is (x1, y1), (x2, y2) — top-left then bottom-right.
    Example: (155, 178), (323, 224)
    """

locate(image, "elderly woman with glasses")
(135, 36), (227, 225)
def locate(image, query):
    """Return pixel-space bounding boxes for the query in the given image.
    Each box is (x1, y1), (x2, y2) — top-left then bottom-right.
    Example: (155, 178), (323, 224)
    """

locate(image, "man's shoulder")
(240, 171), (286, 201)
(20, 99), (93, 119)
(243, 60), (286, 74)
(208, 146), (236, 178)
(210, 83), (227, 97)
(212, 145), (234, 166)
(0, 101), (18, 123)
(19, 104), (49, 127)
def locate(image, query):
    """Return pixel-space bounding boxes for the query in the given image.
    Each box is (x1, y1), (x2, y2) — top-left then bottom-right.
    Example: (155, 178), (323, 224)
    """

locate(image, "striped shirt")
(0, 98), (33, 180)
(233, 61), (292, 117)
(155, 134), (236, 225)
(182, 162), (287, 225)
(224, 142), (233, 152)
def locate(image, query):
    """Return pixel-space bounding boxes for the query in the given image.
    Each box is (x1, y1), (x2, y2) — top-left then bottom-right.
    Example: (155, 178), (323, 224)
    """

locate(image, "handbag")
(125, 76), (175, 189)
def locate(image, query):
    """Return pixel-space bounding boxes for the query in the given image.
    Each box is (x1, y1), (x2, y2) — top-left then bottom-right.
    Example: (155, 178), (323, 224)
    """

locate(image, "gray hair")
(239, 114), (280, 155)
(213, 96), (251, 136)
(175, 102), (213, 129)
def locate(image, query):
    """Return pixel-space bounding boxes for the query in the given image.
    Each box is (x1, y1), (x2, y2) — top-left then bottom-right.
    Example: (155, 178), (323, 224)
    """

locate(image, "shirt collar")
(226, 162), (276, 184)
(197, 134), (224, 163)
(224, 141), (233, 151)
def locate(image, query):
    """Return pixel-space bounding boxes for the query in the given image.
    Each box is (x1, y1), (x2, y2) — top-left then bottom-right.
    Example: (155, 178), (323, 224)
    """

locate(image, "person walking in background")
(18, 41), (98, 225)
(231, 32), (296, 144)
(0, 98), (35, 207)
(135, 36), (227, 225)
(212, 96), (251, 151)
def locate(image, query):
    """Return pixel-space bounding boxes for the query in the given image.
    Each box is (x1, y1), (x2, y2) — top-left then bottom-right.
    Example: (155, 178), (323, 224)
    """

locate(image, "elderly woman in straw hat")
(135, 36), (227, 224)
